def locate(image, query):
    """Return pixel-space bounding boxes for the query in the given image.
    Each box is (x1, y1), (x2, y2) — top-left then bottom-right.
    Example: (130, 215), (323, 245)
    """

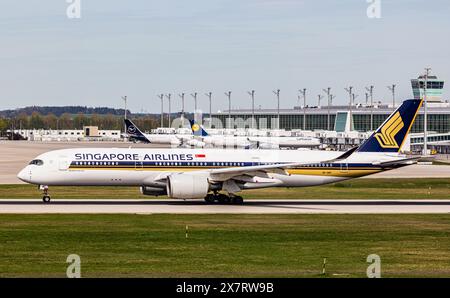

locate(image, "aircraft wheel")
(231, 196), (244, 204)
(42, 195), (51, 203)
(217, 194), (230, 204)
(204, 194), (215, 204)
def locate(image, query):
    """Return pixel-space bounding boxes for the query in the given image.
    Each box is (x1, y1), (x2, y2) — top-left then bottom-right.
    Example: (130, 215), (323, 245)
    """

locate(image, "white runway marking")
(1, 199), (450, 214)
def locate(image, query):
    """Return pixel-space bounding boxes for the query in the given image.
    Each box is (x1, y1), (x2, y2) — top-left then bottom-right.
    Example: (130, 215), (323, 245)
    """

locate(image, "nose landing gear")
(39, 185), (51, 203)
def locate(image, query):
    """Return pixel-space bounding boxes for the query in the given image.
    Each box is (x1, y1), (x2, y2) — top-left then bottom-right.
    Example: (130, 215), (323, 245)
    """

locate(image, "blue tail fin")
(188, 119), (209, 137)
(124, 119), (150, 143)
(357, 99), (423, 153)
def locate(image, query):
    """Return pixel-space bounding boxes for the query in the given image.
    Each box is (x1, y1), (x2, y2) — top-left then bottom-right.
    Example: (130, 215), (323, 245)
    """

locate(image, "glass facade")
(353, 114), (389, 132)
(213, 112), (450, 133)
(213, 114), (336, 130)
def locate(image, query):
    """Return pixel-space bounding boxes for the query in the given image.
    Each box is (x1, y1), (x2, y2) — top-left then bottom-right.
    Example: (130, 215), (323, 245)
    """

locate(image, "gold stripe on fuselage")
(69, 166), (383, 177)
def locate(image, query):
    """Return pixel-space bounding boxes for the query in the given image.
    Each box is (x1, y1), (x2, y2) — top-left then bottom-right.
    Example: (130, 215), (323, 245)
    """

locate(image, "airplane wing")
(372, 156), (422, 168)
(207, 161), (327, 182)
(204, 146), (364, 182)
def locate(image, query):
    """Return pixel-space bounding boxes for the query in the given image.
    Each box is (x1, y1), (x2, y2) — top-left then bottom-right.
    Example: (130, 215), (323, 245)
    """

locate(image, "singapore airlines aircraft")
(18, 99), (422, 204)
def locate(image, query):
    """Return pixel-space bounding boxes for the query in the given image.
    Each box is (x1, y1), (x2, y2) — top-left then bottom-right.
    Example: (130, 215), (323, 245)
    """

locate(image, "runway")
(1, 199), (450, 214)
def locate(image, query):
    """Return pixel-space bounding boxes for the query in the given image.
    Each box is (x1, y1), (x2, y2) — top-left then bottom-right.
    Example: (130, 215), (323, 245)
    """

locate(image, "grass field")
(0, 178), (449, 199)
(0, 214), (449, 277)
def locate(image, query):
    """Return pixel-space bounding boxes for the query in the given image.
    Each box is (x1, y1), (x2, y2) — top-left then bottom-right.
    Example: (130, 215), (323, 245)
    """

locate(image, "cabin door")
(340, 163), (348, 173)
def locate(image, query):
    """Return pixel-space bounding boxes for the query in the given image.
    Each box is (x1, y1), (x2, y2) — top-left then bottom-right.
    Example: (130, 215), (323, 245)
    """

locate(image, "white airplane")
(124, 119), (191, 146)
(188, 119), (321, 149)
(18, 99), (423, 204)
(125, 118), (252, 149)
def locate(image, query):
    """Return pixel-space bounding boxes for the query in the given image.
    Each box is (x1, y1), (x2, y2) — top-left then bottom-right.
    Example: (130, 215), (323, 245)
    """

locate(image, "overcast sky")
(1, 0), (449, 113)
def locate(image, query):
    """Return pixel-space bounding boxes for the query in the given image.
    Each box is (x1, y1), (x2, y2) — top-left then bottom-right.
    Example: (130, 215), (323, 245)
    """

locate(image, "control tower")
(411, 73), (444, 102)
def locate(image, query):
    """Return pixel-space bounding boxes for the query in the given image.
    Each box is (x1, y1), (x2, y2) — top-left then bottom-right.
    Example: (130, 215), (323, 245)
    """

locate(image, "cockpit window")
(29, 159), (44, 166)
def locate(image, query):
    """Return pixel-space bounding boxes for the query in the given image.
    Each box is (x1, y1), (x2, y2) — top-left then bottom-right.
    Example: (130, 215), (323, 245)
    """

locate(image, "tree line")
(0, 112), (160, 135)
(0, 106), (129, 118)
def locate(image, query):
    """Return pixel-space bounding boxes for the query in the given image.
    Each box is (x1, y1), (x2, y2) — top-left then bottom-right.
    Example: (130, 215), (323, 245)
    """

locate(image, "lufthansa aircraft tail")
(188, 119), (209, 137)
(124, 119), (150, 143)
(357, 99), (423, 153)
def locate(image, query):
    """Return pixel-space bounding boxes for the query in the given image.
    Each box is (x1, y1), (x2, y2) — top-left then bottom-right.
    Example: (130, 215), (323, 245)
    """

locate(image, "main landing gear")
(40, 185), (51, 203)
(204, 193), (244, 205)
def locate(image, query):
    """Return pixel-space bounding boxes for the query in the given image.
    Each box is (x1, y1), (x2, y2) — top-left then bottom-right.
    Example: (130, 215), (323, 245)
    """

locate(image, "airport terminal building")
(213, 75), (449, 134)
(212, 74), (450, 153)
(213, 104), (450, 134)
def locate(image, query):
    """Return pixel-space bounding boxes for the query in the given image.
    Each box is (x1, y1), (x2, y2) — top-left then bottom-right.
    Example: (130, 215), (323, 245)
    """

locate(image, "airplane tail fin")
(124, 119), (150, 143)
(357, 99), (423, 153)
(188, 119), (209, 137)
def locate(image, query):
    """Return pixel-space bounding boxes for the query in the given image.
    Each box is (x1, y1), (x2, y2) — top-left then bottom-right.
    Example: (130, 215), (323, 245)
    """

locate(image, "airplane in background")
(18, 99), (423, 204)
(124, 118), (251, 148)
(124, 118), (192, 146)
(188, 119), (321, 149)
(125, 117), (252, 149)
(125, 117), (319, 149)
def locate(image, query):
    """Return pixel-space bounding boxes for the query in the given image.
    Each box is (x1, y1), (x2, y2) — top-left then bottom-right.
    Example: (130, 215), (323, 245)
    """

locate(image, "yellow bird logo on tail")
(191, 124), (200, 132)
(374, 112), (404, 148)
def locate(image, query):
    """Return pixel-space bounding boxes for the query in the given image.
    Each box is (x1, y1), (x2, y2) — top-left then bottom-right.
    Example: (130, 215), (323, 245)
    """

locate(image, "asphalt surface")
(1, 199), (450, 214)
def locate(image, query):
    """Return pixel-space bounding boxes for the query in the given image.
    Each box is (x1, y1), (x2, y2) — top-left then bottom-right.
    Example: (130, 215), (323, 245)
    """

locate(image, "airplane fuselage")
(18, 147), (404, 189)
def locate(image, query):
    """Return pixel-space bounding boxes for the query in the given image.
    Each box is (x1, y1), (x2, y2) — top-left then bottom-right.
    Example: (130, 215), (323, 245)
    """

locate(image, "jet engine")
(140, 186), (167, 196)
(257, 142), (280, 149)
(185, 139), (206, 148)
(166, 174), (209, 199)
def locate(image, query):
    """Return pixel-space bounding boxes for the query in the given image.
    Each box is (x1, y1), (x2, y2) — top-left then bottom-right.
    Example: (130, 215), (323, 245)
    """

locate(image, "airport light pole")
(165, 93), (172, 128)
(157, 94), (164, 128)
(225, 91), (232, 129)
(423, 67), (431, 155)
(329, 94), (335, 130)
(317, 94), (323, 107)
(344, 87), (353, 131)
(299, 88), (307, 130)
(122, 96), (127, 119)
(205, 92), (212, 128)
(352, 93), (358, 106)
(179, 93), (185, 126)
(247, 90), (255, 129)
(273, 89), (280, 129)
(387, 84), (396, 110)
(121, 96), (127, 137)
(365, 85), (374, 131)
(190, 92), (198, 112)
(323, 88), (331, 131)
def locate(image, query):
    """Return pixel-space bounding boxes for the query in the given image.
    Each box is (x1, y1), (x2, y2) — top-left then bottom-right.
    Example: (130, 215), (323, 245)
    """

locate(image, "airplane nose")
(17, 168), (31, 183)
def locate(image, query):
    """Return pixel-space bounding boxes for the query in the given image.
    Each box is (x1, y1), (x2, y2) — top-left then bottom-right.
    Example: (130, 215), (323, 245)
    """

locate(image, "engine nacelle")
(257, 142), (280, 149)
(170, 138), (181, 146)
(185, 139), (206, 148)
(140, 186), (167, 196)
(166, 174), (209, 199)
